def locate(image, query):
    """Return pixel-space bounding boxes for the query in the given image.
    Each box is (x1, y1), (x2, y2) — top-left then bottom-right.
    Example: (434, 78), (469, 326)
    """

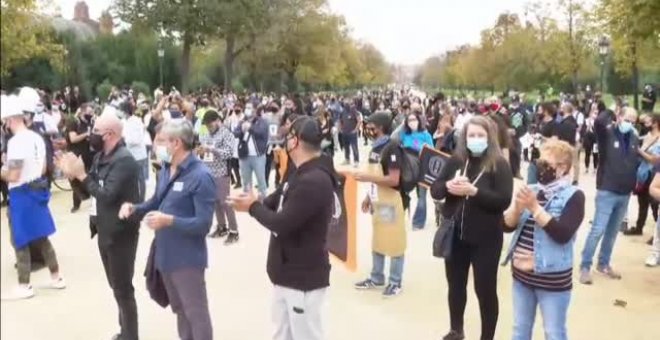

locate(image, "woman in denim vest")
(503, 139), (585, 340)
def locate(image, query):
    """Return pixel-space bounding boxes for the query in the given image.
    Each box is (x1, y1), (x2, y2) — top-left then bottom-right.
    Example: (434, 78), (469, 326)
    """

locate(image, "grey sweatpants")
(215, 175), (238, 231)
(272, 285), (327, 340)
(162, 268), (213, 340)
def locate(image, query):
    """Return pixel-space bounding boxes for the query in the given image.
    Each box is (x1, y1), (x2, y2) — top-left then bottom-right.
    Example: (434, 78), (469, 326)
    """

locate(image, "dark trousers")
(265, 152), (274, 187)
(636, 191), (659, 231)
(343, 132), (359, 163)
(445, 236), (502, 340)
(584, 148), (599, 170)
(0, 179), (8, 203)
(509, 138), (521, 178)
(16, 237), (59, 284)
(162, 268), (213, 340)
(228, 158), (241, 186)
(99, 233), (139, 340)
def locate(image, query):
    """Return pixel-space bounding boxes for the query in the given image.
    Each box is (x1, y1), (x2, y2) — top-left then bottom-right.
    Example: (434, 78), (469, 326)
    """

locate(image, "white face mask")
(408, 121), (419, 131)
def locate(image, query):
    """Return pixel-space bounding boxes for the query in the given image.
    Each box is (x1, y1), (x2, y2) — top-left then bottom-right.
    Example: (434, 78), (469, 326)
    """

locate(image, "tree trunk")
(180, 32), (192, 93)
(224, 34), (236, 91)
(631, 42), (639, 110)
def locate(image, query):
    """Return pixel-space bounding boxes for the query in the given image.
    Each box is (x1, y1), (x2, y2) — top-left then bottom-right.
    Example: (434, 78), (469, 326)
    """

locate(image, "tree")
(598, 0), (660, 109)
(1, 0), (63, 78)
(114, 0), (215, 92)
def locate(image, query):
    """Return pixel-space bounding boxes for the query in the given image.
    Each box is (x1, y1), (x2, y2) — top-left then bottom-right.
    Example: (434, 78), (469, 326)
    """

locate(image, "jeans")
(412, 186), (427, 229)
(527, 162), (538, 184)
(370, 252), (404, 286)
(342, 132), (359, 163)
(512, 279), (571, 340)
(239, 155), (267, 198)
(581, 190), (630, 270)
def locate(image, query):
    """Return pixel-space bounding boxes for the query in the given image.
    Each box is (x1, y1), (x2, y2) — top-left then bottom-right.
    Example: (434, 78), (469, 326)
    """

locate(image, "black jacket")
(554, 115), (578, 146)
(83, 143), (141, 245)
(595, 111), (640, 194)
(249, 156), (336, 291)
(431, 155), (513, 245)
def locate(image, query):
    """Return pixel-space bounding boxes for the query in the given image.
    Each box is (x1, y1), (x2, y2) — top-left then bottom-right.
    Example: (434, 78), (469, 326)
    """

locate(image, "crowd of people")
(0, 82), (658, 340)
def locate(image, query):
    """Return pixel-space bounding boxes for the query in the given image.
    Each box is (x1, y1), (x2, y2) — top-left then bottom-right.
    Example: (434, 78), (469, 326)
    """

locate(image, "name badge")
(90, 180), (104, 216)
(173, 182), (184, 192)
(614, 141), (620, 149)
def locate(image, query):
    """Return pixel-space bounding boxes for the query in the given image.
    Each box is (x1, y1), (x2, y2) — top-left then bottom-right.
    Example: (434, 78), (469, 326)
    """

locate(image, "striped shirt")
(512, 191), (585, 292)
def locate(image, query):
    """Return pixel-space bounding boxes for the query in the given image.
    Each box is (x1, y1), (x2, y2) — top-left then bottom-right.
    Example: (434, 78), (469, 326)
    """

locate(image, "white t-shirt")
(6, 129), (46, 189)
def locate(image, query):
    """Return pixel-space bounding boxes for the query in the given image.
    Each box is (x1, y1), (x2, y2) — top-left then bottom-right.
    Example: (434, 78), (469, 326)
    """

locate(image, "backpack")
(397, 145), (421, 194)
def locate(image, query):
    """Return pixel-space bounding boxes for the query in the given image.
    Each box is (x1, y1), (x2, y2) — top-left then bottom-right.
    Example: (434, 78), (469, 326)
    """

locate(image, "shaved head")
(94, 113), (123, 135)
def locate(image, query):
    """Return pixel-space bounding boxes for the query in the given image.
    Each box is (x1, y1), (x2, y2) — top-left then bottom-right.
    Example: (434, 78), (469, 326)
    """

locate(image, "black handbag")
(433, 205), (459, 259)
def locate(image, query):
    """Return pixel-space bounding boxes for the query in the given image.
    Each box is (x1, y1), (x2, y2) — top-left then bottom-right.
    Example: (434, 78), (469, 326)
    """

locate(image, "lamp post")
(157, 41), (165, 88)
(598, 36), (610, 94)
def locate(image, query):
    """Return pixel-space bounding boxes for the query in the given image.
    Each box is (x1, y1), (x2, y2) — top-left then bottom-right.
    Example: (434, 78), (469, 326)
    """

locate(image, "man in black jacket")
(58, 113), (141, 340)
(229, 116), (335, 340)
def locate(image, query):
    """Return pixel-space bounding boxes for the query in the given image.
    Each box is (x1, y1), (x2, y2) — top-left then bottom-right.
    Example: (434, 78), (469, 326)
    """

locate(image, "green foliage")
(1, 0), (64, 77)
(96, 79), (114, 101)
(130, 81), (151, 97)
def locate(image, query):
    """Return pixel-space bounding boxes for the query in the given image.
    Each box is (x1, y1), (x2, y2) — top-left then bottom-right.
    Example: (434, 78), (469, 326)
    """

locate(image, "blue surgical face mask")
(467, 137), (488, 155)
(155, 145), (172, 164)
(618, 121), (633, 134)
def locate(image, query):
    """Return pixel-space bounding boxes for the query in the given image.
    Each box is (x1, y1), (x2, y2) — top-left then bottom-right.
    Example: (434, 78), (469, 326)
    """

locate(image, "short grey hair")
(162, 119), (195, 150)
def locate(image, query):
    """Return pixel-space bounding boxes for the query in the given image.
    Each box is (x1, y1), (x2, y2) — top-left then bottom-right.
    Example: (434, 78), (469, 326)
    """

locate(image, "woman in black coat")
(432, 115), (514, 340)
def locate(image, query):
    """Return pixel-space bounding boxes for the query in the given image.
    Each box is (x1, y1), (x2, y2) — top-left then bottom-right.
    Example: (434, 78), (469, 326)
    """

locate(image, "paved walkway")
(2, 158), (659, 340)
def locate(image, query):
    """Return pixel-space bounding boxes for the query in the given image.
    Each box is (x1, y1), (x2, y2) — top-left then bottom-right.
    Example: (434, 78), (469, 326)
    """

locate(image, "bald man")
(59, 112), (142, 340)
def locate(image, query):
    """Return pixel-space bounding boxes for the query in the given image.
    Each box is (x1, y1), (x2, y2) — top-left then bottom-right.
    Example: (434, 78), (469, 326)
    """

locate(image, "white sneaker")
(645, 254), (660, 267)
(48, 277), (67, 289)
(1, 285), (35, 300)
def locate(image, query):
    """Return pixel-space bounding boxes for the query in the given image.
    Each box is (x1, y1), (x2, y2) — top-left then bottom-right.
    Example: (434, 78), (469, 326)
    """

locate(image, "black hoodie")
(249, 155), (337, 291)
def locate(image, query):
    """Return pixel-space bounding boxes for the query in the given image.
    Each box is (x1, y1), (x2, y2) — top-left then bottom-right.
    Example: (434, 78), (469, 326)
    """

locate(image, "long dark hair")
(454, 116), (503, 172)
(403, 111), (424, 134)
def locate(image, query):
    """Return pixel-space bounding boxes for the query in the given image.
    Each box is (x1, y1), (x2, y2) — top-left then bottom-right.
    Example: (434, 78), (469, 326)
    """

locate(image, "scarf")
(539, 175), (572, 201)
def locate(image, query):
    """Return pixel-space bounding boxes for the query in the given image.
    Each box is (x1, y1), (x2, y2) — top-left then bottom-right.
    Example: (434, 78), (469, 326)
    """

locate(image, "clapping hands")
(446, 176), (477, 197)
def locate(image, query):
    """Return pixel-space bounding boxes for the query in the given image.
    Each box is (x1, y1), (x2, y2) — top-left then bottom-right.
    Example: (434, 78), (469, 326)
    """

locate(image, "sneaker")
(224, 232), (239, 245)
(382, 284), (402, 298)
(579, 268), (593, 285)
(442, 330), (465, 340)
(354, 278), (384, 290)
(352, 163), (359, 168)
(233, 183), (242, 189)
(48, 277), (66, 289)
(342, 160), (350, 166)
(412, 225), (425, 231)
(208, 226), (228, 238)
(648, 237), (654, 246)
(70, 206), (80, 213)
(645, 254), (660, 267)
(1, 285), (34, 300)
(596, 266), (622, 280)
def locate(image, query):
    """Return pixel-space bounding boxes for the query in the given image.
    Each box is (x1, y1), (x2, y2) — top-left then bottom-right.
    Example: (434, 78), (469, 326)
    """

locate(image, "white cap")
(18, 87), (41, 113)
(0, 95), (23, 120)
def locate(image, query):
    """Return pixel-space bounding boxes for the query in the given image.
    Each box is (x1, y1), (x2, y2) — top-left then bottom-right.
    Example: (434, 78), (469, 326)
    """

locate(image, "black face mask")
(536, 159), (558, 185)
(89, 132), (105, 152)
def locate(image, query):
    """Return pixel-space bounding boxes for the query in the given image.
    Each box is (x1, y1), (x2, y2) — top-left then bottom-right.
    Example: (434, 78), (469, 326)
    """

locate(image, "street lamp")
(598, 36), (610, 93)
(157, 41), (165, 88)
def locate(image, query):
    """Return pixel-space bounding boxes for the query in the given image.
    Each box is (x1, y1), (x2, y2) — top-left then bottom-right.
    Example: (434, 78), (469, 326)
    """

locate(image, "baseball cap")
(18, 87), (41, 113)
(288, 116), (323, 146)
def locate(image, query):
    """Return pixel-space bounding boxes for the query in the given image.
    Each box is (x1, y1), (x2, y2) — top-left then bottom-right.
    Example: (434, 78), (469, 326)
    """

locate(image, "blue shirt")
(400, 131), (434, 152)
(135, 153), (216, 273)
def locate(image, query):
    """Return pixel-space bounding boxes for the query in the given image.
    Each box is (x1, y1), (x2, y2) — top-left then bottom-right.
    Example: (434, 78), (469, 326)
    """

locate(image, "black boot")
(623, 227), (643, 236)
(442, 330), (465, 340)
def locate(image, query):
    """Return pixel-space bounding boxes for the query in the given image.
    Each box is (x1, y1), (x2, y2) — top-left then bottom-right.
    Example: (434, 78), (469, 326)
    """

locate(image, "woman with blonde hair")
(431, 115), (514, 340)
(503, 139), (585, 340)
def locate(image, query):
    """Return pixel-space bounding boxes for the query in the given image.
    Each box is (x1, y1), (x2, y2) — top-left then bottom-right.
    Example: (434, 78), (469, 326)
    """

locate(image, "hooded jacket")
(249, 156), (337, 291)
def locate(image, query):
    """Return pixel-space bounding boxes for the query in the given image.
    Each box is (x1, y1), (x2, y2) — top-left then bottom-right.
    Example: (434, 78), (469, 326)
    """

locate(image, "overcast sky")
(54, 0), (535, 65)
